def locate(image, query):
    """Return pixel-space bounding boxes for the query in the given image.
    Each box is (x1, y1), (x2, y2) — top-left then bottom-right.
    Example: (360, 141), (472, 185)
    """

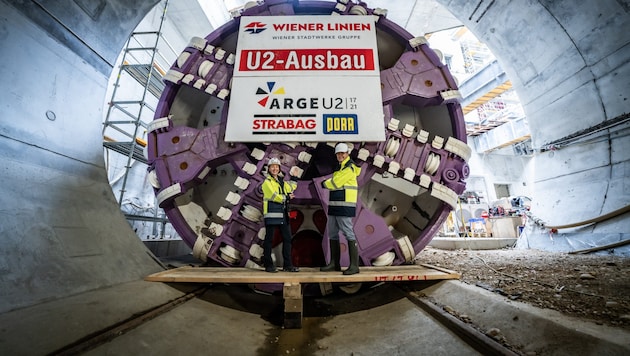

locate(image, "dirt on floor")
(415, 246), (630, 329)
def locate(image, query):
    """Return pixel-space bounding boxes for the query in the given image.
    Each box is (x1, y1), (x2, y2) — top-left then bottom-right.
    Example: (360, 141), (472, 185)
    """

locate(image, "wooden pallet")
(145, 264), (460, 328)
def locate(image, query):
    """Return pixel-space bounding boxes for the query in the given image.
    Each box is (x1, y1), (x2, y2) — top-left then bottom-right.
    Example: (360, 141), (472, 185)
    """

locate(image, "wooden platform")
(145, 264), (460, 284)
(145, 264), (460, 329)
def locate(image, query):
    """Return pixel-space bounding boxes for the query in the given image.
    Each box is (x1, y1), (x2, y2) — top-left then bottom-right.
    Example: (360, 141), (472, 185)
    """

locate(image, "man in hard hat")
(261, 157), (299, 273)
(320, 143), (361, 275)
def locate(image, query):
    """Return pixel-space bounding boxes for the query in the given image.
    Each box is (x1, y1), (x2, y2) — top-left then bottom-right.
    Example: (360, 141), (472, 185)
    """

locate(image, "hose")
(568, 239), (630, 254)
(545, 204), (630, 230)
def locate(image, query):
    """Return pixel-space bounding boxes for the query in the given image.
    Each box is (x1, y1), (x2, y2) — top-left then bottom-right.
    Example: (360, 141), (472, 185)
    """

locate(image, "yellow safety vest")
(262, 175), (297, 224)
(322, 156), (361, 216)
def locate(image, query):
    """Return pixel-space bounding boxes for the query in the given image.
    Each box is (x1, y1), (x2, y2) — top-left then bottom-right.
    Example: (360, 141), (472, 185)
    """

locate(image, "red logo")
(244, 22), (267, 34)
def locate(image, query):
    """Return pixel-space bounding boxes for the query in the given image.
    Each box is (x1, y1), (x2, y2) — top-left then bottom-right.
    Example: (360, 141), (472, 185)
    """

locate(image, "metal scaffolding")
(102, 0), (173, 238)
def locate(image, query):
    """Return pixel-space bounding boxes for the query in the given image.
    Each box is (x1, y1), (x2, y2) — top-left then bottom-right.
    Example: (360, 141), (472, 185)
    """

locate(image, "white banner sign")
(225, 15), (385, 142)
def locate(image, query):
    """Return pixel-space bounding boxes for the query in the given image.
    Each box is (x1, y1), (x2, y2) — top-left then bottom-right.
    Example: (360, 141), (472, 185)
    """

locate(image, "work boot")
(343, 240), (360, 275)
(320, 240), (341, 271)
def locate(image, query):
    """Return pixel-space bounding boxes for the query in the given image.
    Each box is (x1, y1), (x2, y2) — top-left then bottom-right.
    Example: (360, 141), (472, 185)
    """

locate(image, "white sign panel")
(225, 15), (385, 142)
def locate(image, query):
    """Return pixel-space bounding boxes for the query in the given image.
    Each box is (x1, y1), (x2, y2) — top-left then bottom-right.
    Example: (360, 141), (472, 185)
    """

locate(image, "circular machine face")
(147, 1), (469, 277)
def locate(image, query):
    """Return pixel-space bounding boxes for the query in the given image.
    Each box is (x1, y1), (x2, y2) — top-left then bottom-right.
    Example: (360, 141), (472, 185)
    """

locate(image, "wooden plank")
(144, 264), (460, 284)
(143, 264), (460, 331)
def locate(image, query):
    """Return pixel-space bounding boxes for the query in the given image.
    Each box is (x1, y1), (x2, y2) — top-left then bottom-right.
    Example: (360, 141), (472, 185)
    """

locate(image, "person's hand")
(289, 193), (295, 200)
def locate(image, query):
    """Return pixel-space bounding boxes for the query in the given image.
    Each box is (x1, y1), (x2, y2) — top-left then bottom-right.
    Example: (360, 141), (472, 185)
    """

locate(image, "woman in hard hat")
(320, 143), (362, 275)
(261, 157), (299, 273)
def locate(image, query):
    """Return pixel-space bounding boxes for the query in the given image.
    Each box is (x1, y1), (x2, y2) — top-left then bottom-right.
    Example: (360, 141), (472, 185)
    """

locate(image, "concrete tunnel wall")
(440, 0), (630, 236)
(0, 0), (161, 314)
(0, 0), (628, 314)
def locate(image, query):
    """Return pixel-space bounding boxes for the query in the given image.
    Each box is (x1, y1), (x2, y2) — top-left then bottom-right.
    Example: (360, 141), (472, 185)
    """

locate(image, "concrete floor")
(2, 278), (629, 355)
(85, 296), (478, 355)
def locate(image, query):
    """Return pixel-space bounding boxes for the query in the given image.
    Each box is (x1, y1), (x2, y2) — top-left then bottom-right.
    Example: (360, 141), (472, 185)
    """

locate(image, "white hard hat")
(268, 157), (281, 166)
(335, 143), (349, 154)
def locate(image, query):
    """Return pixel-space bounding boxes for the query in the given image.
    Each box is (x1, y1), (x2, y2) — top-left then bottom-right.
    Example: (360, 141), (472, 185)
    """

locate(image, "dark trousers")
(263, 222), (294, 268)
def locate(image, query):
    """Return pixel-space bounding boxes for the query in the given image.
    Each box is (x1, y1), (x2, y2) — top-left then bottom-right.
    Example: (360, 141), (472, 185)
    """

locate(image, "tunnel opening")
(98, 0), (483, 278)
(141, 0), (470, 297)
